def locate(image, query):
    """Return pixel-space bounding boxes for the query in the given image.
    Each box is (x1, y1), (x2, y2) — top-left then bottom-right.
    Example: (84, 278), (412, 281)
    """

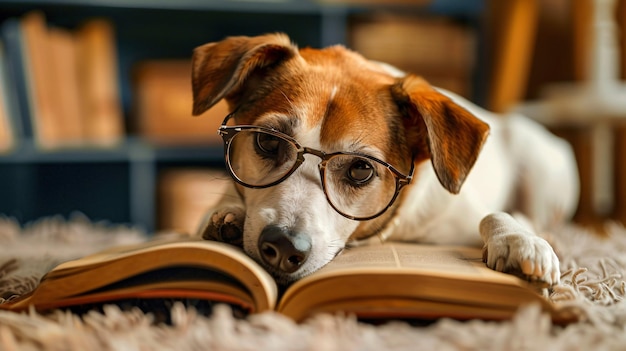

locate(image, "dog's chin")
(259, 262), (320, 286)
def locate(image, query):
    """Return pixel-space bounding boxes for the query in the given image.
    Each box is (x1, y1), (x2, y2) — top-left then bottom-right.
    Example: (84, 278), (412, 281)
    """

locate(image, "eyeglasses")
(218, 113), (414, 221)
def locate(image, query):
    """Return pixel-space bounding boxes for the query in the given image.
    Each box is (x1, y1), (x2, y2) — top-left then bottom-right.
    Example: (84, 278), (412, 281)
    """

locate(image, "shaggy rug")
(1, 214), (626, 350)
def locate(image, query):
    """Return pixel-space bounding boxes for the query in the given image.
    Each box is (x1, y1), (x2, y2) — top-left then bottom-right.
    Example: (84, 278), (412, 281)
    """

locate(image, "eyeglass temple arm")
(220, 113), (236, 127)
(400, 157), (416, 185)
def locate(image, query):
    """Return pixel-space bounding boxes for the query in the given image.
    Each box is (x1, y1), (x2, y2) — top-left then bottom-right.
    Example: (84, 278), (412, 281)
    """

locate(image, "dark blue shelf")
(0, 138), (224, 163)
(0, 0), (338, 14)
(0, 0), (484, 15)
(0, 139), (226, 234)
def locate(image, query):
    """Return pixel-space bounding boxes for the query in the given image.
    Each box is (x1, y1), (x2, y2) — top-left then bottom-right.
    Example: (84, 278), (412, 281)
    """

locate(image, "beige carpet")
(1, 214), (626, 350)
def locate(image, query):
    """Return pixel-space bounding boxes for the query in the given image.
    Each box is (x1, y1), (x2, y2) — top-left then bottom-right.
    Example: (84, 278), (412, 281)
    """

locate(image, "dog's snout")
(258, 226), (311, 273)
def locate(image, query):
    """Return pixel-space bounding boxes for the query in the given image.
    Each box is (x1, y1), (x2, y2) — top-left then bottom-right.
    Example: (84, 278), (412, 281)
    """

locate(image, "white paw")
(198, 206), (245, 247)
(482, 233), (560, 286)
(480, 213), (560, 286)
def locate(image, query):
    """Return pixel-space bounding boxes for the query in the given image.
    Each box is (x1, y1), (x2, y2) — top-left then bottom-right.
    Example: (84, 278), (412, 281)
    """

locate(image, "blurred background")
(0, 0), (623, 234)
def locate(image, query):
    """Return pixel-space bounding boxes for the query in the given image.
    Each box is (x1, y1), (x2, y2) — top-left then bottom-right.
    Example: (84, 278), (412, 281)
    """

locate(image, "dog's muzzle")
(258, 225), (311, 273)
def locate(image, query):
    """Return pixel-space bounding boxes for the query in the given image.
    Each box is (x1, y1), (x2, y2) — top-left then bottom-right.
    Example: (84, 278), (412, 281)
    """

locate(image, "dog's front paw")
(198, 206), (245, 247)
(480, 213), (560, 286)
(482, 233), (560, 286)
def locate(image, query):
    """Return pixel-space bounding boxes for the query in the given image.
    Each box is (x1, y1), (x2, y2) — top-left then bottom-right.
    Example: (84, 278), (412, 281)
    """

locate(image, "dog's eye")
(255, 133), (280, 156)
(347, 160), (374, 184)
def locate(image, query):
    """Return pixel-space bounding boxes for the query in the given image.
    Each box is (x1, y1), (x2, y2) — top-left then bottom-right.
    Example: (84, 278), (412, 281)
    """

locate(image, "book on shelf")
(158, 169), (231, 234)
(0, 41), (18, 153)
(0, 12), (124, 150)
(75, 19), (124, 147)
(132, 60), (227, 145)
(20, 11), (63, 149)
(349, 14), (475, 98)
(1, 237), (576, 324)
(1, 17), (32, 141)
(49, 26), (85, 146)
(0, 99), (12, 153)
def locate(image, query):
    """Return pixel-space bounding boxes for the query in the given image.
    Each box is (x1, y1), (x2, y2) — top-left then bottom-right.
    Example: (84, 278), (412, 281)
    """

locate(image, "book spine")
(76, 19), (124, 147)
(0, 40), (17, 152)
(20, 11), (64, 149)
(49, 27), (85, 146)
(1, 17), (33, 141)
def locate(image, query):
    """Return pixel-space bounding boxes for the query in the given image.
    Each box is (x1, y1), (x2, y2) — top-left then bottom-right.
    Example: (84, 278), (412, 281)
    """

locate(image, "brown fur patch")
(392, 76), (490, 194)
(191, 33), (297, 116)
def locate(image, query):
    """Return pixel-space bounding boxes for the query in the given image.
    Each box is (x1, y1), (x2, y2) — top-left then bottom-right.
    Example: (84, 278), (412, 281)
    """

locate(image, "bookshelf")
(0, 0), (484, 233)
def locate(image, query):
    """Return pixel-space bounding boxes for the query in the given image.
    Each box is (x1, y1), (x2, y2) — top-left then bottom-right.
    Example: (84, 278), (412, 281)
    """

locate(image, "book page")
(278, 242), (552, 322)
(314, 242), (525, 286)
(49, 237), (199, 272)
(317, 242), (485, 276)
(32, 239), (278, 312)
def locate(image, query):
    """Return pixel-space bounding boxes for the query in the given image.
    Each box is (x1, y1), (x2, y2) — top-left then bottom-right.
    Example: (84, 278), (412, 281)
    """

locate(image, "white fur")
(388, 89), (578, 284)
(207, 108), (363, 283)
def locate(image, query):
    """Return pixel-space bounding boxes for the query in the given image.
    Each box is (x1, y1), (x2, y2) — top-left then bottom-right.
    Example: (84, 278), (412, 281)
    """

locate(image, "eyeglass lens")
(227, 130), (299, 186)
(226, 130), (398, 219)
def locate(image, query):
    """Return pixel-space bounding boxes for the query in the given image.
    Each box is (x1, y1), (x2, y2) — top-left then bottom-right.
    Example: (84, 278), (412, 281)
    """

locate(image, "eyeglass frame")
(217, 113), (415, 221)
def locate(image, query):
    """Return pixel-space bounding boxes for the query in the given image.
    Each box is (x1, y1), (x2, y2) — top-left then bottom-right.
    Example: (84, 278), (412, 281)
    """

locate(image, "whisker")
(278, 88), (297, 116)
(324, 239), (346, 260)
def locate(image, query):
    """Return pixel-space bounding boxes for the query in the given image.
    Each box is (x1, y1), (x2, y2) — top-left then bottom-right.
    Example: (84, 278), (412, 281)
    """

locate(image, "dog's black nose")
(258, 225), (311, 273)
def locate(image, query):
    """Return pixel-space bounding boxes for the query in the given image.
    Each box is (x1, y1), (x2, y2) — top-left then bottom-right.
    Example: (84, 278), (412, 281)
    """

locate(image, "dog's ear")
(191, 33), (297, 115)
(392, 75), (490, 194)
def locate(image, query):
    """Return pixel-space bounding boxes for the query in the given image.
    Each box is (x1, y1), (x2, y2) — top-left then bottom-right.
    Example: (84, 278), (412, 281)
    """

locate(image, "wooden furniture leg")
(487, 0), (539, 113)
(551, 126), (596, 224)
(613, 123), (626, 223)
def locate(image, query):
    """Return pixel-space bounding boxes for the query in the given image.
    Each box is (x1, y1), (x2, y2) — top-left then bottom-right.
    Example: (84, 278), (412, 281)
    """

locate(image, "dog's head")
(192, 33), (489, 284)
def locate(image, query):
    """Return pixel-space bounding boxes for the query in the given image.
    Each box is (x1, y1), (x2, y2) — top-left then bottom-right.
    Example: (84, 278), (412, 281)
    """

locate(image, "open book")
(1, 238), (575, 323)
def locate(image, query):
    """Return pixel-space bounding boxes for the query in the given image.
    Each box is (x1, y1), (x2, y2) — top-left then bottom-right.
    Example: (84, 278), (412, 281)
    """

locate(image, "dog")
(191, 33), (579, 286)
